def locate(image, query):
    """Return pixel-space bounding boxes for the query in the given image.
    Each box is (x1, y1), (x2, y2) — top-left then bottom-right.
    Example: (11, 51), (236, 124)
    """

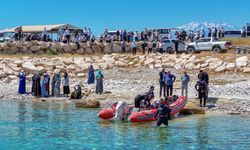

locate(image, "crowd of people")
(12, 25), (248, 44)
(17, 65), (105, 99)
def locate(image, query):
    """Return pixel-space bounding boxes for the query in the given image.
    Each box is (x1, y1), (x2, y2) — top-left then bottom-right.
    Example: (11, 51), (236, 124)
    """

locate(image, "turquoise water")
(0, 100), (249, 150)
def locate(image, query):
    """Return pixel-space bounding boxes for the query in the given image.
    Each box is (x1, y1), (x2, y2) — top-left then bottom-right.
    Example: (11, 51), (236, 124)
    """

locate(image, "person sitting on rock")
(71, 84), (82, 99)
(134, 93), (153, 110)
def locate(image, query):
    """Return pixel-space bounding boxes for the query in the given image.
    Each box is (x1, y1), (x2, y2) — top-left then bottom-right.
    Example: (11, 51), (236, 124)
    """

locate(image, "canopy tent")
(5, 24), (82, 33)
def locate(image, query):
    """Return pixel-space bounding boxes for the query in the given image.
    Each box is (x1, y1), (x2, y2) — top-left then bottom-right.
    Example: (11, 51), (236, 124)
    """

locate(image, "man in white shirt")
(64, 27), (71, 43)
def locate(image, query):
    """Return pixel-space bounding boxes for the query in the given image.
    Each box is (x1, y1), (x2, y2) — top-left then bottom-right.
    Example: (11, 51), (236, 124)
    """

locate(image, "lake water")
(0, 100), (249, 150)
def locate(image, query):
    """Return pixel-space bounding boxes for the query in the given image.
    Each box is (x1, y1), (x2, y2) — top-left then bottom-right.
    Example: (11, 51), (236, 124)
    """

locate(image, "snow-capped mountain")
(177, 22), (238, 31)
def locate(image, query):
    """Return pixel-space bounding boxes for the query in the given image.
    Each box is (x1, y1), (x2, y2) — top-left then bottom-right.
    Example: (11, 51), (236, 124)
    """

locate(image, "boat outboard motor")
(114, 101), (130, 121)
(71, 85), (82, 99)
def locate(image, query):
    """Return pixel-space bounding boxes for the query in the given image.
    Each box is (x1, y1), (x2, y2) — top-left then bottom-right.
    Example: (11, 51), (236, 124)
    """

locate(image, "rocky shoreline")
(0, 63), (250, 115)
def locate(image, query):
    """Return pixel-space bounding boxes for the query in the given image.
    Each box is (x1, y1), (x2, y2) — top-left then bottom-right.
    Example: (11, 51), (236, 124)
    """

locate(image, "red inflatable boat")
(98, 96), (187, 123)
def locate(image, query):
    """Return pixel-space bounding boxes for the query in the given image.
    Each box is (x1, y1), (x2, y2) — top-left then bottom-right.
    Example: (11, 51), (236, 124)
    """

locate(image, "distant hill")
(177, 22), (239, 31)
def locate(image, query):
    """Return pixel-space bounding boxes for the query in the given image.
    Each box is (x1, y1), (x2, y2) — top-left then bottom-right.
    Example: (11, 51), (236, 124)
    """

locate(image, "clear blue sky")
(1, 0), (249, 35)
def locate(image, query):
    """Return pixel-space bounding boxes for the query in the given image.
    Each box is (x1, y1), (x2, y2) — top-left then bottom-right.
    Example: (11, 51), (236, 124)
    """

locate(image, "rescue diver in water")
(154, 98), (171, 127)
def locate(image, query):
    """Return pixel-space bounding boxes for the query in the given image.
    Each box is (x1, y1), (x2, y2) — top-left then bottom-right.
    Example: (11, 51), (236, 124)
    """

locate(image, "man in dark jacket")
(134, 93), (153, 109)
(195, 79), (208, 107)
(154, 98), (171, 127)
(159, 69), (166, 97)
(198, 70), (209, 85)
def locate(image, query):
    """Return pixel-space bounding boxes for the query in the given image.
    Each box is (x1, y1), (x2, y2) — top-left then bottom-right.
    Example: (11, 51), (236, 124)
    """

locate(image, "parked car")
(185, 38), (231, 53)
(162, 39), (186, 53)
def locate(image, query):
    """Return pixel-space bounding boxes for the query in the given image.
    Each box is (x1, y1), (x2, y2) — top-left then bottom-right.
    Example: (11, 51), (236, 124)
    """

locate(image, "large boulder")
(0, 70), (7, 78)
(77, 73), (85, 78)
(31, 40), (39, 45)
(2, 43), (9, 51)
(61, 43), (72, 53)
(76, 49), (85, 54)
(23, 41), (33, 48)
(215, 63), (226, 73)
(208, 60), (223, 70)
(75, 100), (101, 108)
(36, 66), (46, 73)
(179, 101), (205, 114)
(112, 44), (121, 53)
(144, 58), (154, 66)
(91, 44), (102, 53)
(103, 43), (112, 54)
(38, 41), (46, 49)
(21, 62), (37, 74)
(185, 62), (196, 70)
(162, 62), (175, 68)
(243, 67), (250, 73)
(3, 67), (14, 75)
(85, 48), (93, 55)
(62, 59), (75, 65)
(69, 43), (78, 50)
(236, 56), (248, 67)
(19, 46), (28, 53)
(80, 43), (88, 49)
(225, 63), (236, 71)
(0, 44), (3, 51)
(29, 45), (41, 52)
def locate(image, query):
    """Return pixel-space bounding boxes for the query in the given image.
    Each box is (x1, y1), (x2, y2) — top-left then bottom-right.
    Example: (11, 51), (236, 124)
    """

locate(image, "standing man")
(164, 71), (176, 97)
(64, 27), (71, 43)
(195, 78), (208, 107)
(147, 41), (153, 54)
(131, 41), (137, 55)
(42, 27), (48, 41)
(198, 70), (209, 85)
(159, 69), (166, 97)
(121, 40), (126, 53)
(174, 38), (179, 53)
(181, 71), (190, 98)
(141, 41), (147, 54)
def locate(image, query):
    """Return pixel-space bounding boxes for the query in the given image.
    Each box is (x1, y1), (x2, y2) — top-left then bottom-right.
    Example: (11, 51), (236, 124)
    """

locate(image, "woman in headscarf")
(96, 69), (104, 95)
(18, 70), (26, 94)
(63, 72), (70, 96)
(41, 73), (50, 97)
(53, 72), (61, 97)
(51, 73), (55, 96)
(87, 65), (95, 84)
(32, 72), (41, 97)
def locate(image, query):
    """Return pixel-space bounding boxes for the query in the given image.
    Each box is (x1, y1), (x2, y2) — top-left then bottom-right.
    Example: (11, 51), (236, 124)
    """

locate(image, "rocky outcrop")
(180, 101), (205, 114)
(0, 52), (249, 82)
(75, 100), (101, 108)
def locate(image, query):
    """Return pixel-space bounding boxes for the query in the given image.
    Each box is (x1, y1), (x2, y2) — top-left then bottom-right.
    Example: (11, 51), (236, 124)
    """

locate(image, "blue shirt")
(181, 74), (190, 85)
(164, 74), (176, 85)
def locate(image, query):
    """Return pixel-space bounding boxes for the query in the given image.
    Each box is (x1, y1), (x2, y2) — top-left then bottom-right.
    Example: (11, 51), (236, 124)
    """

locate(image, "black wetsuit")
(155, 103), (171, 126)
(134, 94), (150, 108)
(198, 72), (209, 85)
(159, 71), (166, 97)
(195, 80), (208, 107)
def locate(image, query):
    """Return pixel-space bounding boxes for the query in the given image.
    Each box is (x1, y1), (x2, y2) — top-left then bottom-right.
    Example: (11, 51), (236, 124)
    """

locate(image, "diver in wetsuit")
(148, 86), (155, 98)
(154, 98), (171, 127)
(134, 93), (153, 109)
(195, 79), (208, 107)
